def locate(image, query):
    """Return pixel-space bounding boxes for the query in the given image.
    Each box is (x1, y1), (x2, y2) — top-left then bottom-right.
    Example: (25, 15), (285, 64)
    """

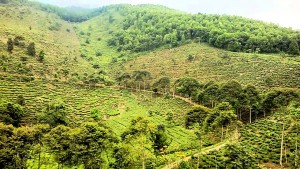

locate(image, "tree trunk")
(250, 107), (252, 123)
(38, 152), (41, 169)
(296, 138), (298, 168)
(139, 82), (141, 91)
(221, 125), (224, 141)
(280, 124), (285, 168)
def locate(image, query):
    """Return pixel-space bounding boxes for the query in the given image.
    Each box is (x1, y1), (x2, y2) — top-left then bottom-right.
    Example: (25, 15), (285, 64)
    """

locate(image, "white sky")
(37, 0), (300, 30)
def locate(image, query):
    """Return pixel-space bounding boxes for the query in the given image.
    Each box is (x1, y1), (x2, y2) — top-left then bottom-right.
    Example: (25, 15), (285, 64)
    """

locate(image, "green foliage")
(95, 51), (102, 56)
(35, 2), (107, 22)
(153, 124), (170, 154)
(185, 106), (210, 128)
(114, 117), (168, 168)
(175, 77), (200, 97)
(13, 36), (25, 47)
(204, 102), (236, 130)
(0, 123), (36, 169)
(222, 144), (259, 168)
(106, 5), (300, 55)
(48, 22), (62, 31)
(187, 54), (194, 62)
(262, 89), (299, 113)
(90, 107), (101, 121)
(0, 100), (24, 127)
(27, 42), (36, 56)
(38, 50), (45, 62)
(288, 39), (300, 55)
(44, 123), (118, 168)
(7, 38), (13, 52)
(16, 95), (25, 106)
(37, 99), (69, 127)
(152, 76), (170, 93)
(116, 73), (131, 87)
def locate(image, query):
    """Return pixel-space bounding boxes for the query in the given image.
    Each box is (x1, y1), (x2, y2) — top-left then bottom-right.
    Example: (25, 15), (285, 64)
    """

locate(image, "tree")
(43, 125), (74, 168)
(31, 124), (50, 169)
(74, 122), (118, 168)
(175, 77), (200, 98)
(132, 70), (151, 91)
(114, 117), (158, 169)
(44, 123), (118, 168)
(243, 84), (261, 122)
(38, 50), (45, 62)
(152, 77), (170, 94)
(16, 95), (25, 106)
(27, 42), (36, 56)
(0, 123), (36, 169)
(204, 102), (237, 132)
(185, 106), (210, 128)
(219, 80), (243, 112)
(202, 82), (220, 107)
(37, 99), (69, 127)
(223, 144), (258, 168)
(0, 100), (24, 127)
(288, 40), (300, 55)
(153, 124), (170, 154)
(116, 73), (131, 88)
(7, 38), (13, 53)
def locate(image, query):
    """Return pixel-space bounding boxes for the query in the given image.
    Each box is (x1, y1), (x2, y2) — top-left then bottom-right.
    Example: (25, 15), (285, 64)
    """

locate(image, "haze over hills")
(1, 0), (300, 169)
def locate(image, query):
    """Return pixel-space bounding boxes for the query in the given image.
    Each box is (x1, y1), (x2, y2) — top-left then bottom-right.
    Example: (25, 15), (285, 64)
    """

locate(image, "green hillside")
(0, 1), (94, 80)
(115, 43), (300, 88)
(1, 1), (300, 169)
(176, 106), (300, 169)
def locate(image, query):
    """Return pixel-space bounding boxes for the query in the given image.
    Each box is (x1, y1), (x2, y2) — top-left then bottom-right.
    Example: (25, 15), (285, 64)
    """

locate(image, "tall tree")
(0, 123), (36, 169)
(152, 76), (170, 94)
(27, 42), (36, 56)
(37, 99), (69, 127)
(7, 38), (13, 53)
(288, 40), (300, 55)
(175, 77), (200, 98)
(114, 117), (158, 168)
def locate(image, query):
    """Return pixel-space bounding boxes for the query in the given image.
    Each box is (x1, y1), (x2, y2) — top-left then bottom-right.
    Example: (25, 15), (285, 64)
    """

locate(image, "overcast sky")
(37, 0), (300, 30)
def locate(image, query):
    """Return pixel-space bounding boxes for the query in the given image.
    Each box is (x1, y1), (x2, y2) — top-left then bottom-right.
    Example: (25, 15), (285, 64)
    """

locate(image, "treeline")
(108, 5), (300, 55)
(0, 97), (170, 168)
(117, 72), (299, 123)
(29, 2), (107, 22)
(176, 78), (299, 123)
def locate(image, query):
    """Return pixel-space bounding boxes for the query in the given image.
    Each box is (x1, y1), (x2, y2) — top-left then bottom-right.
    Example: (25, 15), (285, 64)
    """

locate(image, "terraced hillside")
(173, 107), (300, 168)
(115, 43), (300, 88)
(0, 2), (94, 80)
(0, 74), (205, 160)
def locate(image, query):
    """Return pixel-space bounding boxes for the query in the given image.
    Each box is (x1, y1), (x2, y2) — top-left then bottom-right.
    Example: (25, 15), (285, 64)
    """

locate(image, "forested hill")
(106, 6), (300, 55)
(18, 1), (300, 56)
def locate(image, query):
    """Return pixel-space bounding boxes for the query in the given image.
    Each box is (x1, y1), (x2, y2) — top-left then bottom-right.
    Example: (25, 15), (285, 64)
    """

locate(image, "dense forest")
(106, 5), (300, 55)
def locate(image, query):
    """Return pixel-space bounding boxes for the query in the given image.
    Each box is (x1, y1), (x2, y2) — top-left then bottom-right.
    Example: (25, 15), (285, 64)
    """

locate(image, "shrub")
(27, 42), (36, 56)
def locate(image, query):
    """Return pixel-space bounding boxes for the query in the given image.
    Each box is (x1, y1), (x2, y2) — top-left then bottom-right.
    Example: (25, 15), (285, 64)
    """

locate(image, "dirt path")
(114, 86), (201, 107)
(161, 130), (240, 169)
(161, 142), (227, 169)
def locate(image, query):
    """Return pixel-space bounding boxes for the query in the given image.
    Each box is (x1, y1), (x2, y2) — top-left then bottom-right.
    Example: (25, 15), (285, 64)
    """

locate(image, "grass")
(74, 7), (124, 66)
(0, 3), (94, 80)
(0, 75), (205, 167)
(114, 42), (300, 88)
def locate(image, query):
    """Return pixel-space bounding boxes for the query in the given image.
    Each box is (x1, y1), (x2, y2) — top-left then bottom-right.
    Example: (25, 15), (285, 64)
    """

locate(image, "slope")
(114, 43), (300, 88)
(0, 1), (94, 80)
(172, 106), (300, 168)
